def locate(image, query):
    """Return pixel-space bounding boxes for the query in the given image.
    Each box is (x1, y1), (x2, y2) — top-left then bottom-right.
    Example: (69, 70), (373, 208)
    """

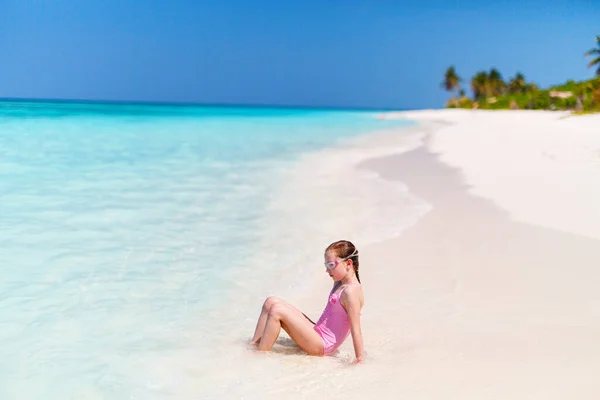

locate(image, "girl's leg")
(251, 296), (312, 344)
(251, 296), (281, 344)
(257, 302), (324, 356)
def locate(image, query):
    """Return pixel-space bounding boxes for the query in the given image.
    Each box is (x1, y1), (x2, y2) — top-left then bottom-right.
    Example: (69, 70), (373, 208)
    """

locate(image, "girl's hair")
(325, 240), (360, 283)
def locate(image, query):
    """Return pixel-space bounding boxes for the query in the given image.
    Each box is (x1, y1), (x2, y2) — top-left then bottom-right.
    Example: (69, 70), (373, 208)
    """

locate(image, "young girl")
(251, 240), (365, 363)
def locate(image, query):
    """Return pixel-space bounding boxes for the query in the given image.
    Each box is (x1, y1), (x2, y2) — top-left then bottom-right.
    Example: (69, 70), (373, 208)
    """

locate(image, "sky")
(0, 0), (598, 109)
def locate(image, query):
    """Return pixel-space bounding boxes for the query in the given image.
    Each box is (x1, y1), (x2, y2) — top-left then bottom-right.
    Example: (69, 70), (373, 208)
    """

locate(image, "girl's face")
(324, 250), (350, 281)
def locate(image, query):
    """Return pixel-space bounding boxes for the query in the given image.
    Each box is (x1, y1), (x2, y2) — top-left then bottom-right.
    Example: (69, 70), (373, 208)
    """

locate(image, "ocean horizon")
(0, 97), (410, 113)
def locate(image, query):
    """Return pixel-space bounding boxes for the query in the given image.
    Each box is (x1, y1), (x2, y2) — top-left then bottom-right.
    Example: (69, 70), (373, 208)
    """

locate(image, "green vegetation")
(443, 35), (600, 113)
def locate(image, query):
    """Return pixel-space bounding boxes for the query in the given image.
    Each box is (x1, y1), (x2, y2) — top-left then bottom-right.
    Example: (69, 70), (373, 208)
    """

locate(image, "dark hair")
(325, 240), (360, 283)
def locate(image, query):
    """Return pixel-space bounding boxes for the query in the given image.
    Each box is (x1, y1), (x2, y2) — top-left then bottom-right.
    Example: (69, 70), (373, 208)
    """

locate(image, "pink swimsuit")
(313, 282), (360, 355)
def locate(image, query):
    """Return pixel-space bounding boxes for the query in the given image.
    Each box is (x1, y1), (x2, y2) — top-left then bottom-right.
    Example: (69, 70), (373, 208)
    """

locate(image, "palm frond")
(588, 58), (600, 68)
(585, 48), (600, 56)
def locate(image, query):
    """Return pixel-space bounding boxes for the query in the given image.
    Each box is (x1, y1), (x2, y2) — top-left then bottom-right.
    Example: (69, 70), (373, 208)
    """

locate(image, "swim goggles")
(324, 249), (358, 270)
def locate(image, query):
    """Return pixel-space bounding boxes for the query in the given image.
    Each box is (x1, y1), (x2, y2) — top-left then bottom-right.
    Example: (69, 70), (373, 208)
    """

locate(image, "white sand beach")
(348, 110), (600, 398)
(263, 110), (600, 399)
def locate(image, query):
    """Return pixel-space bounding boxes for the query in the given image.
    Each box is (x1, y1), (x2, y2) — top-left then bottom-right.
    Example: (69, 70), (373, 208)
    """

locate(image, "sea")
(0, 100), (430, 399)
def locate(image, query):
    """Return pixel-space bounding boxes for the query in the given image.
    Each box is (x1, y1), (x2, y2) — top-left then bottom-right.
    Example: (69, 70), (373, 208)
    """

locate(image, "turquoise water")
(0, 101), (413, 398)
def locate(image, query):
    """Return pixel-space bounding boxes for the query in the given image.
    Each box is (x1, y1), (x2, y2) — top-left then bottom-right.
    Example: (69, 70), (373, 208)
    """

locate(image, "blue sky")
(1, 0), (598, 109)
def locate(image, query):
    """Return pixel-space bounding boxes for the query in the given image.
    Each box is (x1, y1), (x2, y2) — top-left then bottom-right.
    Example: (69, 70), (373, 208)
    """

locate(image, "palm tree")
(508, 73), (527, 94)
(526, 82), (539, 94)
(585, 35), (600, 77)
(488, 68), (506, 96)
(442, 66), (461, 95)
(471, 71), (489, 99)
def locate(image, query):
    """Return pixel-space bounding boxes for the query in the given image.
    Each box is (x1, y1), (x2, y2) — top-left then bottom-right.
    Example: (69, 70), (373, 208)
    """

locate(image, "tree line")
(442, 35), (600, 112)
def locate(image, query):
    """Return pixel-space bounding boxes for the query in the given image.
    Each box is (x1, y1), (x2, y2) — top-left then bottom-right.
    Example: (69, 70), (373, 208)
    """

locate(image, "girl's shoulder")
(339, 282), (363, 304)
(341, 281), (362, 294)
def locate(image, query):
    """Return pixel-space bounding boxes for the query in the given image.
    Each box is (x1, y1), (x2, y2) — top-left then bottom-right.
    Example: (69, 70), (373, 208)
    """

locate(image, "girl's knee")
(268, 303), (285, 319)
(263, 296), (281, 311)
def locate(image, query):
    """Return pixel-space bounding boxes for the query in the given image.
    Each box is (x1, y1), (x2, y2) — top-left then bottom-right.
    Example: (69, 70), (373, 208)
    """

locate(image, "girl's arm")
(342, 287), (364, 363)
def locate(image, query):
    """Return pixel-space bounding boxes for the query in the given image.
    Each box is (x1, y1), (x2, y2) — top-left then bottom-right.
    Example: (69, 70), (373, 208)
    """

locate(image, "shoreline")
(250, 119), (434, 304)
(272, 109), (600, 398)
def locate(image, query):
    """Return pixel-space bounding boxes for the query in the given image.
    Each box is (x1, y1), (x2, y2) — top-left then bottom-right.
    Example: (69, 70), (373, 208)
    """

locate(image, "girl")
(251, 240), (365, 363)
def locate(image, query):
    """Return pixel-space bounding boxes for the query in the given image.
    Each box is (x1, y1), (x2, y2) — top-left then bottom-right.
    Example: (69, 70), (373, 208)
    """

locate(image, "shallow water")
(0, 101), (426, 399)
